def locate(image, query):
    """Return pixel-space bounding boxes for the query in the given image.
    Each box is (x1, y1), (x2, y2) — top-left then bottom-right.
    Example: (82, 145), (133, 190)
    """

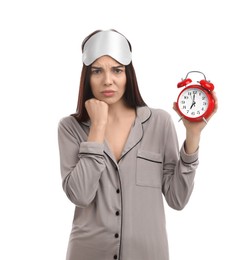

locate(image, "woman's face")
(90, 55), (127, 105)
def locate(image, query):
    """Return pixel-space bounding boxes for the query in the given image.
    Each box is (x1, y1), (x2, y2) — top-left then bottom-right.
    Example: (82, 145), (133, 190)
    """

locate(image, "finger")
(172, 102), (179, 112)
(212, 91), (218, 113)
(173, 102), (184, 120)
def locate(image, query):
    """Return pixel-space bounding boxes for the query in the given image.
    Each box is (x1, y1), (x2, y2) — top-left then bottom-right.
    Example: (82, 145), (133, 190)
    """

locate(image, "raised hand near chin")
(85, 98), (109, 126)
(85, 98), (109, 142)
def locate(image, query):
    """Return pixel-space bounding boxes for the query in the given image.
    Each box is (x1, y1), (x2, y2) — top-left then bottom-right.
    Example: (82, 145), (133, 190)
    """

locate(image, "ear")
(177, 78), (192, 88)
(200, 80), (214, 91)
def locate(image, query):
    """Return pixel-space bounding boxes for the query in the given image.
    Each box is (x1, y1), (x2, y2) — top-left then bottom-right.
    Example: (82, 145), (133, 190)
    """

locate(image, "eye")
(112, 67), (124, 74)
(91, 68), (102, 74)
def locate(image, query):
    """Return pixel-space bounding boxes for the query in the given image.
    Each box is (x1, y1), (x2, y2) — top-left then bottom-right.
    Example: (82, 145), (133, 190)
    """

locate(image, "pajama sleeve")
(162, 116), (199, 210)
(58, 117), (106, 208)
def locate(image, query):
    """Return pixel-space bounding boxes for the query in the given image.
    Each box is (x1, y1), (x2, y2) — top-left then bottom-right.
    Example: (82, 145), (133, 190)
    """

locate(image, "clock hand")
(189, 94), (196, 109)
(190, 101), (196, 109)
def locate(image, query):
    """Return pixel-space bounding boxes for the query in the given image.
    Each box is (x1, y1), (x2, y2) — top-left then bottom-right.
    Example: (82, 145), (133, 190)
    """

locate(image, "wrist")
(87, 124), (106, 143)
(185, 132), (200, 154)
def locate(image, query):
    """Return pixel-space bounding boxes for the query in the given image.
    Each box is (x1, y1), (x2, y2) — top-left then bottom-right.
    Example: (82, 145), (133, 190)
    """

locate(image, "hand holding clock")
(174, 91), (218, 131)
(174, 71), (218, 154)
(173, 91), (218, 154)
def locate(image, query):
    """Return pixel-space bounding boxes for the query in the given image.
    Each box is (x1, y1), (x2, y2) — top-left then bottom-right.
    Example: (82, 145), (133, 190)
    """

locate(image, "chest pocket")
(136, 150), (163, 188)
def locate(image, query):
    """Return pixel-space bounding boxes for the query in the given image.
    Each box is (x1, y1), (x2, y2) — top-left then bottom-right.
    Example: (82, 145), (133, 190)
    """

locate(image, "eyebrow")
(91, 65), (125, 69)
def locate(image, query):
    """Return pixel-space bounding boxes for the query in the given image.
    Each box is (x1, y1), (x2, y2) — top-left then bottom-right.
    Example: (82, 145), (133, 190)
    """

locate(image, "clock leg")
(203, 117), (208, 124)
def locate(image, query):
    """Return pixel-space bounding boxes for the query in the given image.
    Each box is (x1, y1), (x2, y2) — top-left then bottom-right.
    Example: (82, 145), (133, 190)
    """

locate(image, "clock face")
(178, 87), (209, 118)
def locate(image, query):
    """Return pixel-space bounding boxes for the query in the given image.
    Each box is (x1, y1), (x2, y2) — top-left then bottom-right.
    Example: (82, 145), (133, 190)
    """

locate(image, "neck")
(108, 102), (135, 122)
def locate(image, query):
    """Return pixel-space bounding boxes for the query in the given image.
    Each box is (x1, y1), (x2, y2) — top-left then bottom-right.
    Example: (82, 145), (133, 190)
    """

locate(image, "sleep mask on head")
(82, 30), (132, 66)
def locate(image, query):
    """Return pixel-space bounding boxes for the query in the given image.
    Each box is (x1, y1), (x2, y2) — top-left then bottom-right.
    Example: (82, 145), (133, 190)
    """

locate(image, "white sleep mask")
(82, 30), (132, 66)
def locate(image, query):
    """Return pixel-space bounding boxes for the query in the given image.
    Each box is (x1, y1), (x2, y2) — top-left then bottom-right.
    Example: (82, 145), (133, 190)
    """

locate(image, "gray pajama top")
(58, 106), (199, 260)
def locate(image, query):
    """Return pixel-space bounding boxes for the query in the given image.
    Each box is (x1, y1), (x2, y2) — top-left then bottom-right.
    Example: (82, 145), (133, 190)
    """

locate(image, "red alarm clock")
(176, 71), (215, 122)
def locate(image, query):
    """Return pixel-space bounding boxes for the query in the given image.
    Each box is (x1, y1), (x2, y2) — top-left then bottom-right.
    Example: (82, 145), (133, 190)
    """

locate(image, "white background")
(0, 0), (243, 259)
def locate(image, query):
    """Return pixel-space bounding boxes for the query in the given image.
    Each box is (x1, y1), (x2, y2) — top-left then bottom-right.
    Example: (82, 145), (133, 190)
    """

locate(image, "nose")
(104, 71), (113, 86)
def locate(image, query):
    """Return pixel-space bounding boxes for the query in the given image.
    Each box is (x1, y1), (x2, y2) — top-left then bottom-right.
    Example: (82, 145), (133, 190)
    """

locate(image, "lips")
(101, 90), (115, 97)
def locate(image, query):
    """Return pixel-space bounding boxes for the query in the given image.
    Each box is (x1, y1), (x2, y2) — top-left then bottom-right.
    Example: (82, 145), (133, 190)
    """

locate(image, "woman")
(58, 29), (217, 260)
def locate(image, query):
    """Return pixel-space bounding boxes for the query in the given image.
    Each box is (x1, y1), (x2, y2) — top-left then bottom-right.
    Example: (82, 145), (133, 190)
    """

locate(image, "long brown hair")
(71, 29), (147, 123)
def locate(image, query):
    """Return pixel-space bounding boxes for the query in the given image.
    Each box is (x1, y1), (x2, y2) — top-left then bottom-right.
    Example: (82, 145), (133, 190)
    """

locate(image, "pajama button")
(113, 255), (118, 259)
(115, 211), (120, 216)
(114, 233), (119, 238)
